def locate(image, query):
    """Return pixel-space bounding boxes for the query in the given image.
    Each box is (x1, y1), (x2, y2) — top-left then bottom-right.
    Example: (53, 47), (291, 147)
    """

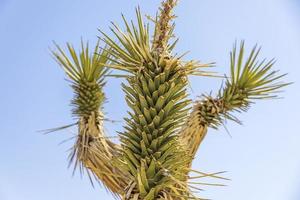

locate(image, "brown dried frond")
(70, 112), (129, 196)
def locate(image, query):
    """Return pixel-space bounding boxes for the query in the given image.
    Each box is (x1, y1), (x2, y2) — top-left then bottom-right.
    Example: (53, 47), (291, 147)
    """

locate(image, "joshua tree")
(51, 0), (288, 199)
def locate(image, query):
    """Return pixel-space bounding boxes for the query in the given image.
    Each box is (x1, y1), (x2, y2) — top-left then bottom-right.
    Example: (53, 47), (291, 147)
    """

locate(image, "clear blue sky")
(0, 0), (299, 200)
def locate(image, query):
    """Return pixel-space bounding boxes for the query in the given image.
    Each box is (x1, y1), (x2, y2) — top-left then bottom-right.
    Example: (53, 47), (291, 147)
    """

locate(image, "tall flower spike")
(153, 0), (178, 55)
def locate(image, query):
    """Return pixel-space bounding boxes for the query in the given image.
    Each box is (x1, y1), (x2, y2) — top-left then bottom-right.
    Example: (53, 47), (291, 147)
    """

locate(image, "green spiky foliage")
(50, 1), (289, 199)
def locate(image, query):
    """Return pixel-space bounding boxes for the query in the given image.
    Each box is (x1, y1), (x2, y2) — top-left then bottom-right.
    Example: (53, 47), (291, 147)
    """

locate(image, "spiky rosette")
(52, 41), (108, 119)
(219, 41), (288, 113)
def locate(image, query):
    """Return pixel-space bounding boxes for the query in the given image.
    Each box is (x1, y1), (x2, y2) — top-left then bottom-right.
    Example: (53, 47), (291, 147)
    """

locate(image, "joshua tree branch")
(180, 41), (289, 159)
(52, 42), (130, 197)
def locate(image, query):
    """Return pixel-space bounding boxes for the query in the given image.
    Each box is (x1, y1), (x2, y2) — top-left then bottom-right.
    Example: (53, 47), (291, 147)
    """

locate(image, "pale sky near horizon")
(0, 0), (300, 200)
